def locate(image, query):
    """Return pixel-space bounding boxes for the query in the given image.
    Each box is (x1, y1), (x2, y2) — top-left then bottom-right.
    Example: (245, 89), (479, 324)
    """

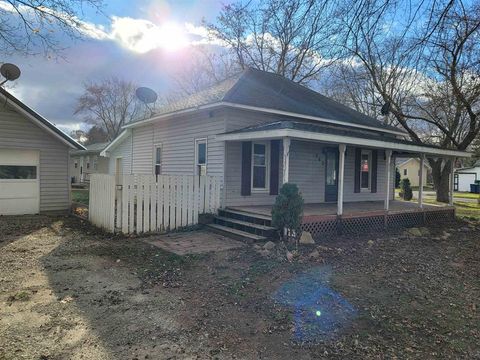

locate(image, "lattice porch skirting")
(301, 207), (455, 239)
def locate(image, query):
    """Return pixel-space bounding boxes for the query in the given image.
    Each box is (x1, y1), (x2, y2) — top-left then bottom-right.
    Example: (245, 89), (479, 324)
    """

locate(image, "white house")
(455, 160), (480, 192)
(70, 142), (109, 184)
(99, 68), (468, 239)
(0, 88), (84, 215)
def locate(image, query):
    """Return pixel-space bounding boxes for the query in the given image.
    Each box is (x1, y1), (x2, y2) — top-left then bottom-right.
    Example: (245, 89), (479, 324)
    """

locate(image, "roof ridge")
(222, 67), (251, 101)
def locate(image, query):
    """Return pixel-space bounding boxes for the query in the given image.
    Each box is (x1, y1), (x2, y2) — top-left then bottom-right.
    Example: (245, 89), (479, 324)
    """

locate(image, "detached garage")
(454, 160), (480, 193)
(0, 88), (84, 215)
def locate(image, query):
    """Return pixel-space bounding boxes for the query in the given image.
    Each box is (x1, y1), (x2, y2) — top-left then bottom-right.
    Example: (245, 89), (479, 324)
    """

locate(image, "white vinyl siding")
(0, 103), (70, 212)
(108, 134), (132, 176)
(129, 110), (225, 177)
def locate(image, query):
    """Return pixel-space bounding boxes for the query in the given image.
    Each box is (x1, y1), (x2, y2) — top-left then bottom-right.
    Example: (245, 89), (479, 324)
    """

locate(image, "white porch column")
(385, 150), (392, 211)
(282, 137), (291, 184)
(418, 154), (425, 208)
(337, 144), (346, 216)
(449, 157), (455, 206)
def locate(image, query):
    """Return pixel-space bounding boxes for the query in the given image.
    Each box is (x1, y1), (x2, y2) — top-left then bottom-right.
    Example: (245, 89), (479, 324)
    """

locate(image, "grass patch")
(7, 291), (31, 302)
(453, 192), (480, 200)
(72, 189), (89, 205)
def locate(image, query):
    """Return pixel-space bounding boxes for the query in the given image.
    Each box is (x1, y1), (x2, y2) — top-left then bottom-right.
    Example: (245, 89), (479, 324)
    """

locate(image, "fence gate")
(88, 174), (221, 234)
(88, 174), (116, 232)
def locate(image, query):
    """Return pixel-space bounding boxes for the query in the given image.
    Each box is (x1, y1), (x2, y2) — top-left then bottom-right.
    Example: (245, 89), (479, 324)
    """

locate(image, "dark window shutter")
(371, 150), (378, 193)
(241, 141), (252, 196)
(354, 148), (361, 193)
(269, 140), (280, 195)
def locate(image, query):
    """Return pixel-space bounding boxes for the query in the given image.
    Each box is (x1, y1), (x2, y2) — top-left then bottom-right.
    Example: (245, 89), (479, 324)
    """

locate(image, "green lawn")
(394, 189), (480, 220)
(72, 189), (89, 205)
(452, 192), (480, 200)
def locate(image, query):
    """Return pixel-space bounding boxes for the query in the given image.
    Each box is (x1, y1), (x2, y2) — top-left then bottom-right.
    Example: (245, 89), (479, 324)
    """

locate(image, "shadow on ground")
(1, 215), (479, 359)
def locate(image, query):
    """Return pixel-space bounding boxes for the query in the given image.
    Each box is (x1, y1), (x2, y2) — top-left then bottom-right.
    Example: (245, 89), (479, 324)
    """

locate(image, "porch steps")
(218, 208), (272, 226)
(207, 224), (267, 242)
(207, 208), (277, 242)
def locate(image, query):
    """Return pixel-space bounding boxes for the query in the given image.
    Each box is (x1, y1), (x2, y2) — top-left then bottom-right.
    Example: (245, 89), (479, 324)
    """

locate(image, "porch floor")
(230, 200), (450, 218)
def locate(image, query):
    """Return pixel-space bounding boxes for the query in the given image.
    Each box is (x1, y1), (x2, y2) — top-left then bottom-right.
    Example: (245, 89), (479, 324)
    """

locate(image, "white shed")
(454, 160), (480, 192)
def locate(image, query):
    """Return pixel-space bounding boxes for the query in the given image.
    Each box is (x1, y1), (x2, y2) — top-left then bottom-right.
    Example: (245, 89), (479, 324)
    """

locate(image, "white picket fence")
(89, 174), (221, 234)
(88, 174), (116, 231)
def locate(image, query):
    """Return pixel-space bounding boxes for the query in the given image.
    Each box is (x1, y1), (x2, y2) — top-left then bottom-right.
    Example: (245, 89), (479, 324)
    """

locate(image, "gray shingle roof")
(222, 120), (446, 151)
(132, 68), (404, 134)
(71, 142), (109, 155)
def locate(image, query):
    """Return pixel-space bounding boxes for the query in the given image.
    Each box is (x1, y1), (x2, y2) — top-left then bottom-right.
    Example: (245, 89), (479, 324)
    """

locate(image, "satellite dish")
(136, 87), (158, 104)
(0, 63), (21, 82)
(381, 102), (391, 116)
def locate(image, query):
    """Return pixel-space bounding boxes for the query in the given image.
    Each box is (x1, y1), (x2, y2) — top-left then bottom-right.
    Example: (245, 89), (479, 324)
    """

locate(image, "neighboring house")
(397, 158), (431, 187)
(454, 160), (480, 192)
(0, 88), (84, 215)
(70, 142), (109, 184)
(100, 68), (467, 237)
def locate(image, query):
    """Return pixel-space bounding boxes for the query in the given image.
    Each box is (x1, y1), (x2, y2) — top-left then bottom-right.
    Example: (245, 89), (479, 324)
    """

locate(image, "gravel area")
(0, 215), (479, 359)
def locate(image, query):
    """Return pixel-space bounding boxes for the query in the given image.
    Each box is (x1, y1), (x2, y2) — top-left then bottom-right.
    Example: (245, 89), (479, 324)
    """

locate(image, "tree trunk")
(429, 158), (451, 203)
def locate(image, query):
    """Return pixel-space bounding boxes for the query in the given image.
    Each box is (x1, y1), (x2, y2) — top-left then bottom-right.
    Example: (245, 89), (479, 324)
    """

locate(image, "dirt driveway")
(1, 215), (479, 359)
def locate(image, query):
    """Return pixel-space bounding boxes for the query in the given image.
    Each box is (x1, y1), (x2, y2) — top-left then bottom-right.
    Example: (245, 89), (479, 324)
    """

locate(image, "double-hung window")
(360, 150), (371, 190)
(154, 146), (162, 175)
(195, 139), (207, 175)
(252, 142), (269, 191)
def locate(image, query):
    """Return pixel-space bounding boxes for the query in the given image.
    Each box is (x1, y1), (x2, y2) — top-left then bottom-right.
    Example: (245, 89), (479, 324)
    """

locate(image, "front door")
(324, 148), (339, 202)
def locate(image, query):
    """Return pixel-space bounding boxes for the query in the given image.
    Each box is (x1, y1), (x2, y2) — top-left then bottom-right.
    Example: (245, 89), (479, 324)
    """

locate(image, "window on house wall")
(154, 146), (162, 175)
(74, 161), (78, 169)
(360, 150), (371, 190)
(404, 169), (408, 176)
(252, 142), (269, 190)
(93, 156), (98, 170)
(86, 162), (90, 169)
(195, 139), (207, 176)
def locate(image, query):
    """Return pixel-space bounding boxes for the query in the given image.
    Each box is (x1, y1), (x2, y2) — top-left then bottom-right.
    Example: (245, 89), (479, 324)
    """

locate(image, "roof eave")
(215, 128), (470, 158)
(100, 129), (131, 157)
(124, 101), (408, 137)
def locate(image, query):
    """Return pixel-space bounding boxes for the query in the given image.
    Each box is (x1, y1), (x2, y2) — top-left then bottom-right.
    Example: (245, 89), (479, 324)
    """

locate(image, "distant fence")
(89, 174), (221, 234)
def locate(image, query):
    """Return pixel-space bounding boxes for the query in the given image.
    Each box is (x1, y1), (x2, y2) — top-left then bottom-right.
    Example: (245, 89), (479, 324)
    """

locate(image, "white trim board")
(215, 128), (470, 158)
(101, 129), (131, 157)
(122, 101), (407, 137)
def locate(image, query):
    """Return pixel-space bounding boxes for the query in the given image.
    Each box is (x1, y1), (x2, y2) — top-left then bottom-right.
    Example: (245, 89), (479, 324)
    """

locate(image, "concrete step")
(214, 216), (276, 238)
(206, 223), (267, 243)
(219, 208), (272, 227)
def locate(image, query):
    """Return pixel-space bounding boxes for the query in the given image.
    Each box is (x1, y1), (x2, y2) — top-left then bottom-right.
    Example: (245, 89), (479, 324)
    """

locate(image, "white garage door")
(0, 149), (40, 215)
(457, 173), (477, 192)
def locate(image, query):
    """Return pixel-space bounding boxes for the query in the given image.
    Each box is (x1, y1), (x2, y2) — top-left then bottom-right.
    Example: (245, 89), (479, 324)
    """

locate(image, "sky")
(1, 0), (225, 133)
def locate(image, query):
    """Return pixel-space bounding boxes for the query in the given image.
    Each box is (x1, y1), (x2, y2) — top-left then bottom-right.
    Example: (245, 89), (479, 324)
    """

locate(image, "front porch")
(228, 200), (455, 238)
(230, 200), (446, 217)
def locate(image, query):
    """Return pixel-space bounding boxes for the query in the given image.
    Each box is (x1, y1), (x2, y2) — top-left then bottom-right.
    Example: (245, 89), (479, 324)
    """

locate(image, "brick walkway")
(144, 230), (245, 255)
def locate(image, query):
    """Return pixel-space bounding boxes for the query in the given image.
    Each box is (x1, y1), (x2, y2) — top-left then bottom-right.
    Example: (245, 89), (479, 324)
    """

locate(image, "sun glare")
(158, 21), (189, 52)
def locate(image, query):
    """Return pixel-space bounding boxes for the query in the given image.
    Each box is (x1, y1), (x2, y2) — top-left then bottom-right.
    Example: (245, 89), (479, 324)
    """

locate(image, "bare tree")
(337, 0), (480, 202)
(168, 45), (240, 99)
(75, 77), (141, 141)
(205, 0), (340, 86)
(0, 0), (104, 56)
